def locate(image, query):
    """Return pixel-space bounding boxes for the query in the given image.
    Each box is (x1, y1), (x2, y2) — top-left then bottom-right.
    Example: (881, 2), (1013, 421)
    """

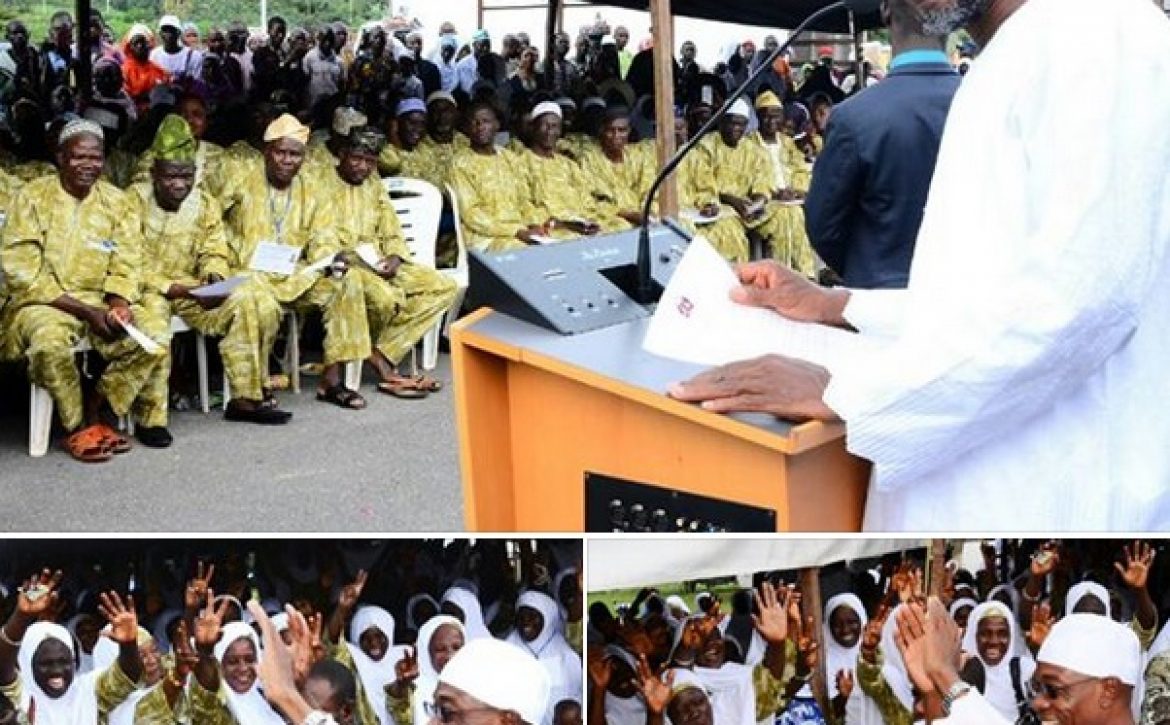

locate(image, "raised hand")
(892, 601), (932, 694)
(172, 620), (200, 679)
(1115, 541), (1156, 591)
(193, 589), (228, 653)
(1026, 602), (1054, 651)
(339, 569), (368, 610)
(97, 591), (138, 644)
(751, 582), (789, 645)
(835, 669), (854, 699)
(1030, 542), (1060, 579)
(17, 569), (63, 620)
(859, 605), (888, 664)
(395, 646), (420, 685)
(891, 563), (924, 604)
(795, 615), (818, 674)
(636, 654), (675, 716)
(284, 608), (321, 688)
(587, 650), (614, 690)
(615, 619), (656, 660)
(185, 561), (215, 612)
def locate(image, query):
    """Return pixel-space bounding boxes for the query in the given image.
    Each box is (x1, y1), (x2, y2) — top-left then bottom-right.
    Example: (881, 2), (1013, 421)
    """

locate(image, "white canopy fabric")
(588, 539), (921, 591)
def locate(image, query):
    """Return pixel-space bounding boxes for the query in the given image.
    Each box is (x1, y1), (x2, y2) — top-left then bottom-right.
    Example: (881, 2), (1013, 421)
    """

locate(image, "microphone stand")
(634, 0), (851, 304)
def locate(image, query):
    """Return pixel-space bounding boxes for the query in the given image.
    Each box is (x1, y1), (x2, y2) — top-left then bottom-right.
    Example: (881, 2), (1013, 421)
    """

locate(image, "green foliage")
(4, 0), (389, 43)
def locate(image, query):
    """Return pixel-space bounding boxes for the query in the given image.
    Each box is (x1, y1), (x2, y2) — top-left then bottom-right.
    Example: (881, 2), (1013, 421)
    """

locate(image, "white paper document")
(248, 241), (301, 276)
(300, 255), (335, 276)
(529, 235), (559, 245)
(354, 243), (383, 268)
(189, 276), (245, 298)
(643, 236), (883, 373)
(121, 322), (164, 355)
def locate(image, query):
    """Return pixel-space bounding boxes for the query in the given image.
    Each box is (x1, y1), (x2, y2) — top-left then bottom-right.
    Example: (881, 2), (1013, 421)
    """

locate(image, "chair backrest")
(444, 182), (469, 272)
(383, 177), (442, 268)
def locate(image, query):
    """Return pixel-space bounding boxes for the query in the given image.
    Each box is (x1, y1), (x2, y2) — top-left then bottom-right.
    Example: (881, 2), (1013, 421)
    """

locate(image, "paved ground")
(0, 355), (464, 532)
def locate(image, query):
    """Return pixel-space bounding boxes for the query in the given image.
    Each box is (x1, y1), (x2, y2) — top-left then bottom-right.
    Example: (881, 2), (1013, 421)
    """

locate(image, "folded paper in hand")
(642, 236), (882, 373)
(354, 243), (383, 268)
(121, 322), (164, 355)
(189, 276), (245, 299)
(249, 241), (301, 276)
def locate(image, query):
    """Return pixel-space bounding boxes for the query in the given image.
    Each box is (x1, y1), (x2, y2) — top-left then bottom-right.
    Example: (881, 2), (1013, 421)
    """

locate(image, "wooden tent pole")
(928, 539), (948, 597)
(800, 567), (829, 718)
(649, 0), (679, 217)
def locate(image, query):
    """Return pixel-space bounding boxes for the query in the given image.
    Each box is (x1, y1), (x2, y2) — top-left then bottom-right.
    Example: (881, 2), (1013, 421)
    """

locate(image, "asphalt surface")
(0, 354), (464, 532)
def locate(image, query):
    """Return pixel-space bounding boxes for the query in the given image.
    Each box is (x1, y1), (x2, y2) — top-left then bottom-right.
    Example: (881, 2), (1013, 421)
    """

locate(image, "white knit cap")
(727, 98), (752, 119)
(1037, 613), (1141, 685)
(529, 101), (562, 121)
(59, 118), (105, 145)
(438, 638), (550, 725)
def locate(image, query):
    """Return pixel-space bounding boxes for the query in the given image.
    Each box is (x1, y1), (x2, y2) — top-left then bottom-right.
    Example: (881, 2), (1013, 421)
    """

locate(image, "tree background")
(2, 0), (390, 42)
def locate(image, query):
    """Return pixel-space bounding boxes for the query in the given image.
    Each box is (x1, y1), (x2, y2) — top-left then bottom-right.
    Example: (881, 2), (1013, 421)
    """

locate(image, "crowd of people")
(0, 538), (582, 724)
(0, 5), (925, 462)
(588, 540), (1170, 725)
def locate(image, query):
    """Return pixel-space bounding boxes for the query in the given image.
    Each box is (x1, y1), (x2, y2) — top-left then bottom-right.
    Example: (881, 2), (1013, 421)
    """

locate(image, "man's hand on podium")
(667, 354), (840, 423)
(730, 260), (851, 328)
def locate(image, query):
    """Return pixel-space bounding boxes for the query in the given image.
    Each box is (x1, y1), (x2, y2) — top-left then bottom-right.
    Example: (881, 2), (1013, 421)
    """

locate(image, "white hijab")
(65, 614), (95, 674)
(1066, 582), (1112, 618)
(346, 606), (410, 725)
(441, 586), (491, 640)
(601, 646), (646, 725)
(413, 615), (466, 725)
(92, 626), (152, 725)
(877, 605), (913, 712)
(507, 591), (583, 723)
(960, 601), (1034, 723)
(986, 584), (1021, 616)
(406, 594), (440, 631)
(823, 594), (882, 725)
(16, 622), (103, 725)
(214, 621), (284, 725)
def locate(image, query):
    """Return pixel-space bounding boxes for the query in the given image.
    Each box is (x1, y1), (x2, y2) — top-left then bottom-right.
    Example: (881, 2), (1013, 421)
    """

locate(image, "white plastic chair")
(383, 177), (446, 373)
(225, 309), (300, 403)
(169, 315), (212, 414)
(441, 183), (470, 352)
(28, 339), (93, 457)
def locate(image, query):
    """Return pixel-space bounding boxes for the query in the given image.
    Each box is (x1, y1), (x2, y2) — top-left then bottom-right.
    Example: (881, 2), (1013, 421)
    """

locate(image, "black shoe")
(136, 426), (173, 448)
(224, 402), (293, 425)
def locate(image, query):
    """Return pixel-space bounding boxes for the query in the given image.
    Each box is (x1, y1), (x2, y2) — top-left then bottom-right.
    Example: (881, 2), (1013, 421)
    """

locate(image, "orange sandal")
(62, 426), (112, 463)
(94, 424), (132, 454)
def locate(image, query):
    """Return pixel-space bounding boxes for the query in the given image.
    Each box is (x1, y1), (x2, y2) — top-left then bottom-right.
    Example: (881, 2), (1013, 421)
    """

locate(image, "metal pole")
(544, 0), (560, 90)
(261, 0), (268, 30)
(76, 0), (92, 103)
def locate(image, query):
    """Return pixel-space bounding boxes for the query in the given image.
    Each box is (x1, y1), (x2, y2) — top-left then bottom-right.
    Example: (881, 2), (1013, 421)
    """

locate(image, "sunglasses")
(424, 702), (500, 724)
(1026, 675), (1099, 701)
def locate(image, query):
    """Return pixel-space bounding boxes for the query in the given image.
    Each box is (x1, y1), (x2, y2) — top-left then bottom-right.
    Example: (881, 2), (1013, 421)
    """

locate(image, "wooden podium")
(451, 308), (871, 532)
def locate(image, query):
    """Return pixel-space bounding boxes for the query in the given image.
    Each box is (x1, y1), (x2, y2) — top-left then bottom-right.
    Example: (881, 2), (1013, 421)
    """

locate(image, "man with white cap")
(216, 113), (371, 415)
(1, 118), (174, 458)
(457, 30), (502, 95)
(516, 102), (627, 242)
(150, 15), (203, 85)
(896, 597), (1140, 724)
(434, 638), (552, 725)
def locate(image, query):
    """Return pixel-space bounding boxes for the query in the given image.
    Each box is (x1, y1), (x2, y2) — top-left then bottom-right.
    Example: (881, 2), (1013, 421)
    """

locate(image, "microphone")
(634, 0), (872, 303)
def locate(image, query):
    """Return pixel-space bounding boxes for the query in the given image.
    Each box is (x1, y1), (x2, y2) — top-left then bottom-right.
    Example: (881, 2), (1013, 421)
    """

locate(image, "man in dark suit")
(804, 0), (960, 289)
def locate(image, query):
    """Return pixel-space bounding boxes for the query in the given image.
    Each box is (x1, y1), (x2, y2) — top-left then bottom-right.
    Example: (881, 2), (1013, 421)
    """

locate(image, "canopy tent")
(588, 538), (921, 591)
(579, 0), (882, 33)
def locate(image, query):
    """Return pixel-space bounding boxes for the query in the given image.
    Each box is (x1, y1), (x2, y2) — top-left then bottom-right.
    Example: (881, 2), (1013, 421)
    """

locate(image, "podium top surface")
(458, 309), (847, 455)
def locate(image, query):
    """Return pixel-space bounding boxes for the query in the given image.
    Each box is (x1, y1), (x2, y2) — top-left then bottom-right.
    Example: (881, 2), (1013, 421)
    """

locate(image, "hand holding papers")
(249, 241), (301, 276)
(189, 276), (245, 299)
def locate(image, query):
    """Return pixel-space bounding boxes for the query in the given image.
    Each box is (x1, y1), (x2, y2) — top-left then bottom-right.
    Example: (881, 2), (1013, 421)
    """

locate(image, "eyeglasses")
(424, 702), (501, 724)
(1026, 676), (1100, 701)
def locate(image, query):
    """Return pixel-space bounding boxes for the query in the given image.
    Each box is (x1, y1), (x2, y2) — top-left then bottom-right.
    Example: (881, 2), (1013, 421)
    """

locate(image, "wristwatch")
(941, 681), (972, 716)
(301, 712), (336, 725)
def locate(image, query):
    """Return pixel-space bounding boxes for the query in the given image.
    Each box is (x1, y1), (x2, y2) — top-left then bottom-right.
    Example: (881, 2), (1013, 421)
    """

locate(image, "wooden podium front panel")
(453, 309), (869, 532)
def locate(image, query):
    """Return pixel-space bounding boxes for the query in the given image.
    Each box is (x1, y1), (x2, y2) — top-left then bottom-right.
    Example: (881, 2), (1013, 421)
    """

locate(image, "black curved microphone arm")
(634, 0), (851, 304)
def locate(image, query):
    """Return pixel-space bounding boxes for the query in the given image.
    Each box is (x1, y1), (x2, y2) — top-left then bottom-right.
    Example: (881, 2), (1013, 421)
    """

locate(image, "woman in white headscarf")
(958, 601), (1035, 723)
(507, 591), (583, 724)
(91, 624), (163, 725)
(593, 645), (646, 725)
(987, 584), (1022, 616)
(441, 586), (491, 640)
(949, 597), (979, 633)
(1066, 581), (1112, 618)
(341, 606), (410, 725)
(822, 593), (882, 724)
(65, 614), (100, 675)
(386, 614), (466, 725)
(856, 604), (913, 724)
(190, 620), (284, 724)
(405, 594), (440, 633)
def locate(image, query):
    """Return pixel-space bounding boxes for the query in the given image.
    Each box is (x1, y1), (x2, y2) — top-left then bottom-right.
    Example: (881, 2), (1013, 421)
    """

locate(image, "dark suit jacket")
(804, 61), (959, 289)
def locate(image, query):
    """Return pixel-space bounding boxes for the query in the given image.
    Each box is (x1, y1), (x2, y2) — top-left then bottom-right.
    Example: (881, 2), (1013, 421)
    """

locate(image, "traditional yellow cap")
(755, 91), (783, 110)
(263, 113), (310, 146)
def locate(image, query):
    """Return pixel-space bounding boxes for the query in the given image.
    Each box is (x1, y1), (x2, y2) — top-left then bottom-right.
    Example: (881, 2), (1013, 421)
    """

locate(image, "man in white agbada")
(668, 0), (1170, 530)
(896, 599), (1140, 725)
(433, 638), (551, 725)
